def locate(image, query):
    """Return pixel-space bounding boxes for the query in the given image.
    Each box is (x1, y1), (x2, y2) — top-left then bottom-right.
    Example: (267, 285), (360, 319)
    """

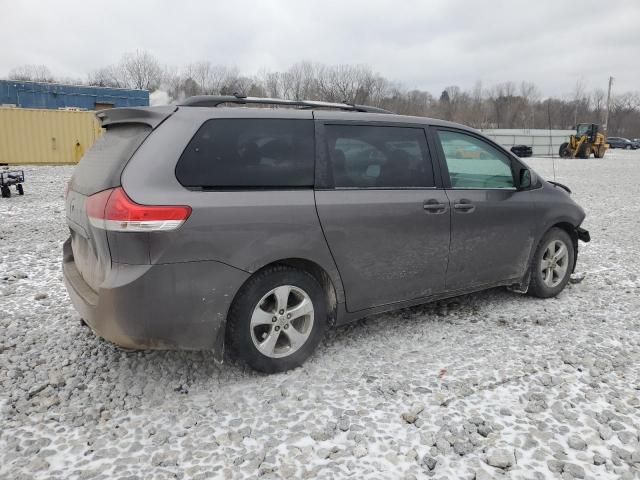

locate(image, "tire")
(1, 186), (10, 198)
(226, 266), (328, 373)
(16, 184), (24, 195)
(625, 144), (631, 150)
(558, 143), (570, 158)
(578, 143), (590, 159)
(528, 228), (575, 298)
(595, 145), (605, 158)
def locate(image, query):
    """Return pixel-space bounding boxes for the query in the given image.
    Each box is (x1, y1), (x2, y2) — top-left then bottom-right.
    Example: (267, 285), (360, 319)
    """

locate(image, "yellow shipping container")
(0, 107), (103, 165)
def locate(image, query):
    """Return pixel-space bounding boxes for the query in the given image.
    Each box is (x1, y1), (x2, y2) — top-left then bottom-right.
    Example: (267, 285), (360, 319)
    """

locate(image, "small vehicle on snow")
(1, 170), (25, 198)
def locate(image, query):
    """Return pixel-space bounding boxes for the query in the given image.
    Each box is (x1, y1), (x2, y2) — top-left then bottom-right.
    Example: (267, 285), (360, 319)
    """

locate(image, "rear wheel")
(559, 143), (570, 158)
(16, 184), (24, 195)
(626, 144), (632, 150)
(528, 228), (575, 298)
(1, 186), (10, 198)
(226, 266), (327, 373)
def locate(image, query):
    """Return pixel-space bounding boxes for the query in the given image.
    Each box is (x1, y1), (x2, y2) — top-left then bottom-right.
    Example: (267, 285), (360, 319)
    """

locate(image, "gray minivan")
(63, 96), (590, 373)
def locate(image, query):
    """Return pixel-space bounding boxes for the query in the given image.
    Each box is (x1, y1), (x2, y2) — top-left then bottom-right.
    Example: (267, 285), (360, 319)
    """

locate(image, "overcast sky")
(1, 0), (638, 97)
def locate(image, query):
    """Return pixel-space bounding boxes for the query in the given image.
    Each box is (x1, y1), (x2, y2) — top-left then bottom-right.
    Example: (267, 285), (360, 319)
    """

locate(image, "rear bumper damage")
(62, 238), (249, 359)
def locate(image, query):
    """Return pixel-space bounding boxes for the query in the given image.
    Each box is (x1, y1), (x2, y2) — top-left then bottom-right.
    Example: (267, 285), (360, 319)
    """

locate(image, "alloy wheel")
(250, 285), (315, 358)
(540, 239), (569, 288)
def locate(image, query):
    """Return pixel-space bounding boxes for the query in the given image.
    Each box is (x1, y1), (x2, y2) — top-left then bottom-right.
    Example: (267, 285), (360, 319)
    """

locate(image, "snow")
(1, 150), (639, 479)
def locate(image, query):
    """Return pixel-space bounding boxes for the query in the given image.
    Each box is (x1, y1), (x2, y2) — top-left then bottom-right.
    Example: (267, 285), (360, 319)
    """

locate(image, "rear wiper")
(548, 181), (571, 194)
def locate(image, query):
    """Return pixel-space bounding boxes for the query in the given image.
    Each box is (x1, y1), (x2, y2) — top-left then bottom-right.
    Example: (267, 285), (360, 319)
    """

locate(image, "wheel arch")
(218, 257), (341, 361)
(269, 257), (340, 326)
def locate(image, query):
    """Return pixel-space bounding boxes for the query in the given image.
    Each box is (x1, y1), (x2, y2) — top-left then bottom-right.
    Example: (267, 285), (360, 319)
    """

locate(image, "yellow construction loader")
(559, 123), (608, 158)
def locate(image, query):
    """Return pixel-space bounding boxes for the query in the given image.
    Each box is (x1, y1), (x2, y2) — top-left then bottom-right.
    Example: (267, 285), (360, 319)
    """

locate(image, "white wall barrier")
(481, 129), (574, 157)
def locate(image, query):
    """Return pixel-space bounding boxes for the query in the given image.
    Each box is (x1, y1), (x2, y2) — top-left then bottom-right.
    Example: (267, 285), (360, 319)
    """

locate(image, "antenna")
(547, 99), (556, 182)
(603, 76), (614, 134)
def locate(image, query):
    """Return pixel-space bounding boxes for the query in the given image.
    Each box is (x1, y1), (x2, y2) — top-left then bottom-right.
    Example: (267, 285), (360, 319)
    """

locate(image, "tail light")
(86, 187), (191, 232)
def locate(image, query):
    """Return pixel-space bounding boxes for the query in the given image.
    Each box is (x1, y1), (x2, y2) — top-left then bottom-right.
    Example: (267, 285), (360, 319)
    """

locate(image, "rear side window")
(176, 119), (315, 188)
(72, 124), (151, 196)
(325, 125), (434, 188)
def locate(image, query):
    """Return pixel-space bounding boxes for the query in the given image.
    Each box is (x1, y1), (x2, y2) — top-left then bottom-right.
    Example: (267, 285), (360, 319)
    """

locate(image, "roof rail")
(177, 95), (393, 114)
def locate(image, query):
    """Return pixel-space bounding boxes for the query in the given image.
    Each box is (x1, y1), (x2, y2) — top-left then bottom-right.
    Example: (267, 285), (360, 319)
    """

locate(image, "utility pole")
(604, 76), (614, 134)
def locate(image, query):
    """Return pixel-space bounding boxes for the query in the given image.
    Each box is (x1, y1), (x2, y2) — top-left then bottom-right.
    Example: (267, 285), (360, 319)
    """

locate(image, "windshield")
(576, 124), (591, 136)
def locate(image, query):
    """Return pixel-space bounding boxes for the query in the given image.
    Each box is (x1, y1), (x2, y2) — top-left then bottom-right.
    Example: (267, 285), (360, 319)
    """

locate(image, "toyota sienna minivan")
(63, 95), (590, 373)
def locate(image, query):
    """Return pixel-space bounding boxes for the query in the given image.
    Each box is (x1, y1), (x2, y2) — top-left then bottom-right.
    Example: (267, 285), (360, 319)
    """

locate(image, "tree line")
(8, 51), (640, 138)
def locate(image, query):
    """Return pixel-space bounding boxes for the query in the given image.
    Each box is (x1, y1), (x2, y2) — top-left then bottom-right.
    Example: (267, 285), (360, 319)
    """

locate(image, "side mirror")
(517, 168), (531, 190)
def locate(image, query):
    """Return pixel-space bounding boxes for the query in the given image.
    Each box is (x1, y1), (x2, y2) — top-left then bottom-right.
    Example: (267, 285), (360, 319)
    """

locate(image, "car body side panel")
(120, 107), (345, 303)
(444, 188), (535, 289)
(315, 189), (451, 311)
(530, 181), (587, 238)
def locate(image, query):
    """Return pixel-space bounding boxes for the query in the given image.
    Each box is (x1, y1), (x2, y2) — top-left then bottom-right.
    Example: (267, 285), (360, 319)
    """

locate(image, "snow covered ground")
(1, 150), (639, 480)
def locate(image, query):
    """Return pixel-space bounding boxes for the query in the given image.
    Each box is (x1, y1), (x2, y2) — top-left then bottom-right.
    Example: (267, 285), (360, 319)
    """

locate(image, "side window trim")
(432, 127), (517, 190)
(316, 121), (439, 190)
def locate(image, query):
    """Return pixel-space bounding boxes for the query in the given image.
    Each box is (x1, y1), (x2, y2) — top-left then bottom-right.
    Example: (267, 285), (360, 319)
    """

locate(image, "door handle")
(423, 199), (447, 214)
(453, 200), (475, 213)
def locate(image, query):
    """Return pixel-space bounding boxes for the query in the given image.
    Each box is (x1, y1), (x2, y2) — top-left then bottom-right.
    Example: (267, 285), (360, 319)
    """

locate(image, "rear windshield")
(71, 124), (151, 195)
(175, 119), (315, 188)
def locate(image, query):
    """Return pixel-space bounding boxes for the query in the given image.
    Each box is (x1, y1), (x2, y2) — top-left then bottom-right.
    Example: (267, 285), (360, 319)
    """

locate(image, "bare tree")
(6, 57), (640, 133)
(591, 88), (606, 124)
(279, 62), (315, 100)
(184, 62), (240, 95)
(609, 92), (640, 137)
(259, 69), (283, 98)
(9, 64), (55, 83)
(119, 50), (163, 90)
(87, 66), (127, 88)
(438, 86), (463, 121)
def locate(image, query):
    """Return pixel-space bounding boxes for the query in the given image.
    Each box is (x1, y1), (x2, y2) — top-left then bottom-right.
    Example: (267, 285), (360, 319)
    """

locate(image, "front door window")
(437, 130), (514, 189)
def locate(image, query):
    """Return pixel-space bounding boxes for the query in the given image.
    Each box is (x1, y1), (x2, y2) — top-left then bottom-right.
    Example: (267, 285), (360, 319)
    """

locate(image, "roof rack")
(177, 94), (393, 114)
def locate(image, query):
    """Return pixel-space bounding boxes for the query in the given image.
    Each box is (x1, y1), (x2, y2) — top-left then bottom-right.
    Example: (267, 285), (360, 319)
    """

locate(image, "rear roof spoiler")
(96, 106), (177, 129)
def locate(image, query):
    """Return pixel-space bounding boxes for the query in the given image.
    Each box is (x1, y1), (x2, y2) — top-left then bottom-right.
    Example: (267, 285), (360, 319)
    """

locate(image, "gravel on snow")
(1, 151), (640, 480)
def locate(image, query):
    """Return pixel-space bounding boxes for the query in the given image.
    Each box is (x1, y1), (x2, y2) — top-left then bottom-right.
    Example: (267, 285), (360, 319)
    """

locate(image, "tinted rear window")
(325, 125), (435, 188)
(71, 124), (151, 195)
(176, 119), (315, 188)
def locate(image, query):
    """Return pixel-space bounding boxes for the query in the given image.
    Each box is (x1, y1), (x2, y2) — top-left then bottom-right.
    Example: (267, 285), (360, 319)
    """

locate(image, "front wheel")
(625, 144), (632, 150)
(226, 266), (327, 373)
(559, 142), (570, 158)
(528, 228), (575, 298)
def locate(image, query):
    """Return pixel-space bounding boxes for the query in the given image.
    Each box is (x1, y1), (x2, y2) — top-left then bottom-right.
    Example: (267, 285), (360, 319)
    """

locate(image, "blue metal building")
(0, 80), (149, 110)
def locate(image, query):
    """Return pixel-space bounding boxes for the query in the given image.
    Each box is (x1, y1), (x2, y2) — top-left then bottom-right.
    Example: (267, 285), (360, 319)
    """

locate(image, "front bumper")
(576, 227), (590, 243)
(62, 238), (250, 357)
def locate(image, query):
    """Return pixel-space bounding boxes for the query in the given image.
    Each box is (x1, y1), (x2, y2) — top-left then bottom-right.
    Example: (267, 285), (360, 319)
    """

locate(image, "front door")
(315, 123), (450, 312)
(433, 128), (535, 290)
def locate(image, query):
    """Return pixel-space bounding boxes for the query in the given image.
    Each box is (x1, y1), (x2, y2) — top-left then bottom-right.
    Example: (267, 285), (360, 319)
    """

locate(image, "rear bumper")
(62, 238), (250, 356)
